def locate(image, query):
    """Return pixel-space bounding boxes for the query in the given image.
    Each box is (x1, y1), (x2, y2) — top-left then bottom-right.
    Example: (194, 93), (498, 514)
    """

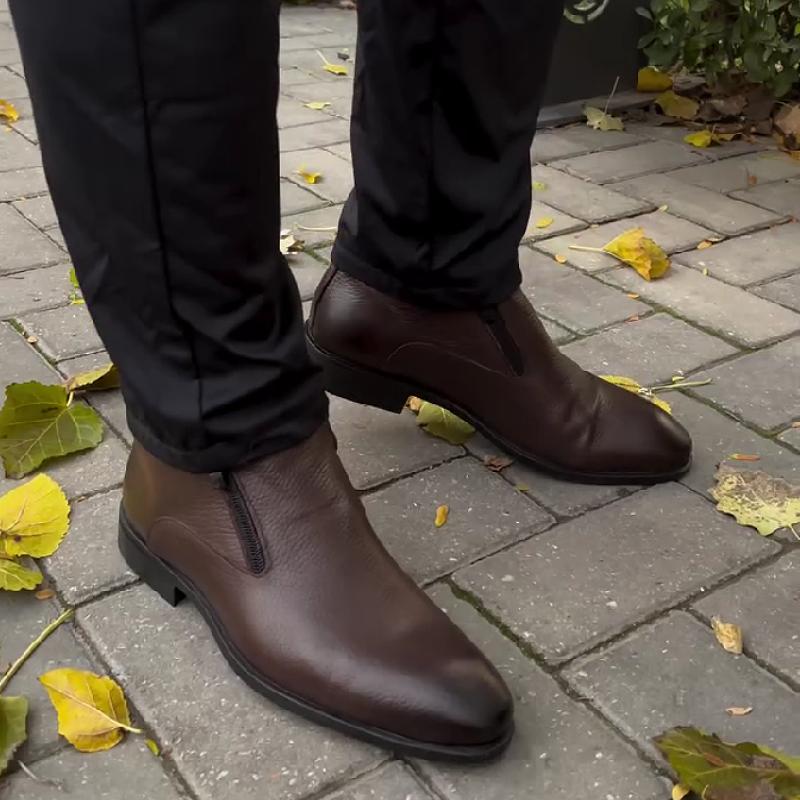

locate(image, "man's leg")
(10, 0), (512, 759)
(310, 0), (692, 484)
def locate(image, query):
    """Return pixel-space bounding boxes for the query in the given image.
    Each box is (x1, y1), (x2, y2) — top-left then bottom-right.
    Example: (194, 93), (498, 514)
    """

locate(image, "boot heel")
(118, 510), (186, 607)
(307, 331), (411, 414)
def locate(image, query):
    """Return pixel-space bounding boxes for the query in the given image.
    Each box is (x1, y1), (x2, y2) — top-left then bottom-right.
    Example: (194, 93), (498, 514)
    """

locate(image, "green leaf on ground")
(584, 105), (625, 131)
(0, 558), (43, 591)
(0, 382), (104, 478)
(0, 696), (28, 776)
(416, 402), (475, 445)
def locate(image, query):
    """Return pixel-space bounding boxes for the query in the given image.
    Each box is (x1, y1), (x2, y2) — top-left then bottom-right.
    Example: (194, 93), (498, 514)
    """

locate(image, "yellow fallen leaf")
(323, 63), (348, 76)
(711, 466), (800, 537)
(655, 90), (699, 120)
(658, 204), (669, 212)
(296, 167), (322, 185)
(434, 505), (449, 528)
(672, 784), (691, 800)
(304, 101), (330, 110)
(554, 254), (568, 264)
(584, 106), (625, 132)
(0, 99), (19, 124)
(726, 706), (753, 717)
(601, 228), (670, 280)
(702, 267), (709, 276)
(638, 67), (673, 93)
(626, 292), (640, 299)
(711, 618), (743, 654)
(406, 396), (424, 413)
(600, 375), (672, 415)
(39, 669), (141, 753)
(0, 558), (43, 591)
(533, 181), (547, 191)
(64, 364), (121, 393)
(696, 240), (713, 250)
(416, 402), (475, 445)
(684, 129), (713, 148)
(0, 474), (70, 559)
(534, 217), (554, 229)
(145, 738), (161, 756)
(279, 232), (305, 256)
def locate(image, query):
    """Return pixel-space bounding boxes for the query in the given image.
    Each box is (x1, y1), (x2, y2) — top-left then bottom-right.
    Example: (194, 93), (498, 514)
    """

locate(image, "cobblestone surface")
(1, 5), (798, 799)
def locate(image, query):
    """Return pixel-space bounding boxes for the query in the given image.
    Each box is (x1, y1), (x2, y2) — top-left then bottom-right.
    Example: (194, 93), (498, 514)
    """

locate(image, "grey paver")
(364, 458), (553, 584)
(284, 79), (354, 105)
(674, 222), (800, 286)
(281, 178), (327, 215)
(0, 203), (64, 274)
(278, 94), (333, 129)
(561, 313), (737, 385)
(524, 201), (586, 241)
(535, 211), (715, 272)
(669, 152), (800, 193)
(322, 763), (433, 800)
(419, 586), (666, 800)
(532, 130), (593, 163)
(45, 489), (134, 606)
(0, 65), (26, 98)
(279, 119), (350, 152)
(280, 146), (353, 203)
(288, 250), (328, 300)
(731, 179), (800, 219)
(531, 164), (653, 224)
(520, 247), (646, 333)
(565, 611), (800, 761)
(454, 484), (777, 662)
(692, 337), (800, 431)
(465, 433), (638, 519)
(331, 398), (460, 490)
(0, 167), (47, 201)
(0, 128), (40, 173)
(601, 263), (800, 347)
(281, 203), (343, 249)
(615, 173), (784, 235)
(1, 739), (184, 800)
(695, 551), (800, 684)
(779, 425), (800, 449)
(18, 303), (103, 361)
(12, 193), (59, 229)
(0, 263), (72, 318)
(667, 393), (800, 498)
(752, 272), (800, 313)
(89, 390), (132, 446)
(544, 125), (646, 154)
(325, 142), (352, 162)
(0, 320), (58, 390)
(624, 122), (768, 162)
(541, 316), (574, 345)
(79, 584), (381, 800)
(0, 595), (94, 761)
(553, 141), (705, 184)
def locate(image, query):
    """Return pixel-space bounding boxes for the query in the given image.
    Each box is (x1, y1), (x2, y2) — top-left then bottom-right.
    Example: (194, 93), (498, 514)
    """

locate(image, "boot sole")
(307, 328), (691, 486)
(118, 508), (513, 763)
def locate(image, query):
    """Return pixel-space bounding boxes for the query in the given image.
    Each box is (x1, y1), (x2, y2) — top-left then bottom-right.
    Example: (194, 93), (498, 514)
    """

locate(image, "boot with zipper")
(307, 268), (692, 484)
(120, 422), (513, 762)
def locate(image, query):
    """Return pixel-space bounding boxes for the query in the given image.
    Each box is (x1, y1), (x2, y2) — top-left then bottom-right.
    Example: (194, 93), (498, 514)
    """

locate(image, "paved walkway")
(2, 4), (800, 799)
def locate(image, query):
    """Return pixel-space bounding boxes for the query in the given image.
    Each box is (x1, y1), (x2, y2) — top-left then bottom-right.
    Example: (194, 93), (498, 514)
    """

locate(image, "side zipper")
(479, 307), (525, 376)
(210, 471), (267, 574)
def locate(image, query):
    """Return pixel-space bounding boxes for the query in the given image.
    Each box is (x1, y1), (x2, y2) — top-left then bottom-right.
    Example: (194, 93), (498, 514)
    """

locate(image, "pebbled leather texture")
(311, 269), (692, 479)
(123, 424), (513, 747)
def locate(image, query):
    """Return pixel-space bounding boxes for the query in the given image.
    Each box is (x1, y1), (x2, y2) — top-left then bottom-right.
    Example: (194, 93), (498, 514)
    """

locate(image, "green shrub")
(638, 0), (800, 97)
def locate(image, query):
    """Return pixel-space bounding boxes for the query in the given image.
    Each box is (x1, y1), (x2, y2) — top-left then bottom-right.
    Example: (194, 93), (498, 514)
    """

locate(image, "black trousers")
(10, 0), (563, 472)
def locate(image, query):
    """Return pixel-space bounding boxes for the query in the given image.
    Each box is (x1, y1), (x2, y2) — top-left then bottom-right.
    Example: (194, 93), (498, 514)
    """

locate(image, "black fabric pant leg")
(9, 0), (327, 473)
(333, 0), (565, 309)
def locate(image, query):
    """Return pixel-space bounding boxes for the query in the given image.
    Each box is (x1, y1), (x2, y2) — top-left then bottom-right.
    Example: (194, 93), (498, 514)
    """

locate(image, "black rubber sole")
(118, 509), (513, 763)
(307, 328), (691, 486)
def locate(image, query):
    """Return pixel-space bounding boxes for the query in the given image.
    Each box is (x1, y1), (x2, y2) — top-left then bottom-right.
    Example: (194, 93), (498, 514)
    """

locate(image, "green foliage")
(638, 0), (800, 98)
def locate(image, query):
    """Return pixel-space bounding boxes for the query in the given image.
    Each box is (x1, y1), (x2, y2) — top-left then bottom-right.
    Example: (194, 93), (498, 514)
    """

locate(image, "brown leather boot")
(119, 424), (513, 761)
(308, 269), (692, 484)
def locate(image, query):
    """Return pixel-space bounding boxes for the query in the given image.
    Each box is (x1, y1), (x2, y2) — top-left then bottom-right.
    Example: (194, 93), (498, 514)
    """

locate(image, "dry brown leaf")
(697, 240), (713, 250)
(626, 292), (640, 299)
(726, 706), (753, 717)
(712, 618), (743, 654)
(483, 455), (513, 472)
(35, 588), (56, 601)
(554, 254), (568, 264)
(434, 505), (449, 528)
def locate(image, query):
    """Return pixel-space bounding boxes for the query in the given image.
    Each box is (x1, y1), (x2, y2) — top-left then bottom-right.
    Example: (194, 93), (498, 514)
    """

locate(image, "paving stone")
(0, 25), (18, 51)
(288, 250), (328, 301)
(565, 611), (800, 761)
(45, 489), (134, 605)
(1, 739), (184, 800)
(79, 585), (381, 800)
(454, 484), (777, 662)
(0, 203), (64, 274)
(322, 763), (433, 800)
(0, 263), (72, 318)
(731, 179), (800, 219)
(282, 203), (343, 249)
(531, 131), (591, 163)
(0, 127), (40, 173)
(325, 142), (352, 162)
(281, 178), (327, 215)
(536, 211), (715, 272)
(279, 46), (351, 73)
(553, 141), (706, 184)
(695, 551), (800, 684)
(0, 64), (26, 98)
(674, 222), (800, 286)
(330, 398), (460, 490)
(779, 425), (800, 449)
(0, 594), (94, 761)
(752, 272), (800, 313)
(523, 201), (586, 241)
(0, 320), (58, 390)
(667, 393), (800, 499)
(279, 66), (321, 87)
(12, 192), (59, 229)
(18, 303), (103, 360)
(0, 48), (21, 68)
(624, 122), (769, 162)
(279, 119), (350, 152)
(278, 94), (332, 129)
(465, 433), (638, 519)
(280, 147), (353, 204)
(364, 459), (553, 583)
(547, 126), (647, 154)
(693, 338), (800, 431)
(615, 173), (784, 236)
(669, 152), (800, 193)
(541, 316), (574, 345)
(284, 79), (354, 105)
(0, 167), (47, 201)
(601, 263), (800, 347)
(531, 164), (653, 224)
(561, 314), (737, 385)
(520, 247), (646, 333)
(418, 586), (666, 800)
